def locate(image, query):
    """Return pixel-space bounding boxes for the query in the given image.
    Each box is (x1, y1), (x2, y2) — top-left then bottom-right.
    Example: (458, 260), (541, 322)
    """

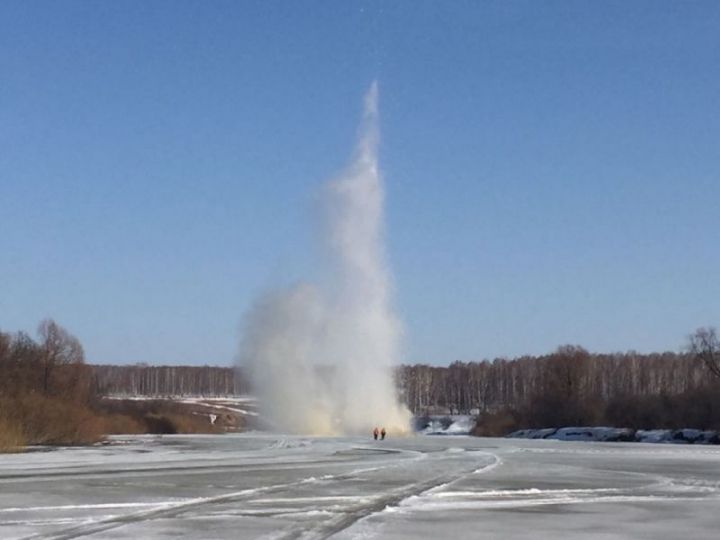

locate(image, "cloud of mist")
(239, 82), (411, 435)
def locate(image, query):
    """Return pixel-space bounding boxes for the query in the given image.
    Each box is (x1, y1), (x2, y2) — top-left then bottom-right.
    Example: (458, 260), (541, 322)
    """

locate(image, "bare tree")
(37, 319), (85, 396)
(689, 327), (720, 379)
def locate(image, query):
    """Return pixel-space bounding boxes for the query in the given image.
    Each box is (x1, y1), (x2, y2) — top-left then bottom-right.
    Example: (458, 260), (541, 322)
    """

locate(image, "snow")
(550, 427), (636, 442)
(636, 429), (675, 443)
(104, 396), (257, 402)
(510, 427), (720, 444)
(104, 395), (260, 415)
(508, 428), (558, 440)
(416, 415), (476, 435)
(2, 434), (720, 538)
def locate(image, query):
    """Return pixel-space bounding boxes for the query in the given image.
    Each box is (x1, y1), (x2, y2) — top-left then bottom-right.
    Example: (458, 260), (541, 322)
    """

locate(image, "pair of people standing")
(373, 427), (386, 440)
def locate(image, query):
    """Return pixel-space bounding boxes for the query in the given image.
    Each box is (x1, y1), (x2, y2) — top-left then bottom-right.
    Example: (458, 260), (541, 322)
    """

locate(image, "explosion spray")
(239, 83), (411, 435)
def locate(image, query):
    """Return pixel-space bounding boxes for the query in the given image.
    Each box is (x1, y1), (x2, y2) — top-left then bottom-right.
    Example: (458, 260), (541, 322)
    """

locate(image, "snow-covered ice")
(2, 434), (720, 539)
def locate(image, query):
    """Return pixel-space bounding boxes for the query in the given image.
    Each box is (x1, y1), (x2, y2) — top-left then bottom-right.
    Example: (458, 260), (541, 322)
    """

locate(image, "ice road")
(2, 434), (720, 539)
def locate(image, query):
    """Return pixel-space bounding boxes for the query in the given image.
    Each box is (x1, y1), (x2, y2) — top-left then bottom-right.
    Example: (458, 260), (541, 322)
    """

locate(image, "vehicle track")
(16, 446), (429, 540)
(0, 448), (418, 484)
(269, 452), (500, 540)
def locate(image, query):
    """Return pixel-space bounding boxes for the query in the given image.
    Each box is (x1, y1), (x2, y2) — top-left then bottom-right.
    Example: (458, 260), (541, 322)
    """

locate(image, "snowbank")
(508, 427), (719, 444)
(635, 429), (719, 444)
(415, 415), (476, 435)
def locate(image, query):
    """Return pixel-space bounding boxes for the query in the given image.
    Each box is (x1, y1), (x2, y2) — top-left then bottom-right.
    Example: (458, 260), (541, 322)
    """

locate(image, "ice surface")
(2, 434), (720, 539)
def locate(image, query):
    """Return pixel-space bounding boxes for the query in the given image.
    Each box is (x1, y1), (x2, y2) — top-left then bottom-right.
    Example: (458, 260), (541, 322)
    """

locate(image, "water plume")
(239, 82), (411, 435)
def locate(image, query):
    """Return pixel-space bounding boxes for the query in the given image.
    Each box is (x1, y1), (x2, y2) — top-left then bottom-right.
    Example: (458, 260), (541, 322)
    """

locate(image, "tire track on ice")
(17, 447), (425, 540)
(267, 451), (501, 540)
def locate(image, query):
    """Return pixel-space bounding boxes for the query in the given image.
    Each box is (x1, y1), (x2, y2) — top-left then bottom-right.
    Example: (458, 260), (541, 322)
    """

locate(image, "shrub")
(143, 414), (178, 434)
(93, 398), (223, 435)
(5, 394), (104, 446)
(100, 414), (145, 435)
(472, 409), (521, 437)
(163, 413), (223, 434)
(0, 416), (25, 453)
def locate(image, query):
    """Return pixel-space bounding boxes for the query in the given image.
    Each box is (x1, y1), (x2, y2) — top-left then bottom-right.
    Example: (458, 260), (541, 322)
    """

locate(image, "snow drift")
(508, 427), (720, 444)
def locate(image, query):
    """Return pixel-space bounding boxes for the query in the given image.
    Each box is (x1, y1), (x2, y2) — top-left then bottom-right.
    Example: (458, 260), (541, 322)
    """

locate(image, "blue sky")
(1, 1), (719, 365)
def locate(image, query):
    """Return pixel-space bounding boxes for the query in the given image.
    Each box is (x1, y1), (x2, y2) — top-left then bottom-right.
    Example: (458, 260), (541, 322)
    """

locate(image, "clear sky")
(1, 1), (719, 366)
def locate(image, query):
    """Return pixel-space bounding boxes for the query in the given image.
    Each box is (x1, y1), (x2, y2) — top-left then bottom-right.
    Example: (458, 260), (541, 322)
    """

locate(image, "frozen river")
(2, 434), (720, 539)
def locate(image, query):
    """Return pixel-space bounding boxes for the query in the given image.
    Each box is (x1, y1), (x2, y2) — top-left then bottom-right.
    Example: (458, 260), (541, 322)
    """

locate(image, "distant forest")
(93, 350), (707, 410)
(4, 319), (719, 447)
(93, 365), (248, 396)
(91, 335), (720, 433)
(1, 321), (227, 450)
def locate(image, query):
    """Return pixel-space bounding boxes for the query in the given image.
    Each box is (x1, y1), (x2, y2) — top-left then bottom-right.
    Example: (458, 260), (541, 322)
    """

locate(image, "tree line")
(88, 330), (720, 434)
(406, 335), (720, 433)
(0, 319), (92, 401)
(93, 364), (249, 396)
(0, 320), (231, 450)
(0, 320), (101, 449)
(4, 319), (718, 447)
(398, 346), (707, 415)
